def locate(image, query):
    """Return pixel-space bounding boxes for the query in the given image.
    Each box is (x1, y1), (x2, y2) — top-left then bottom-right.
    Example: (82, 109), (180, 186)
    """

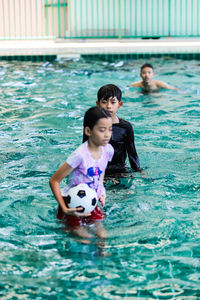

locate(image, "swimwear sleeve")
(126, 123), (140, 171)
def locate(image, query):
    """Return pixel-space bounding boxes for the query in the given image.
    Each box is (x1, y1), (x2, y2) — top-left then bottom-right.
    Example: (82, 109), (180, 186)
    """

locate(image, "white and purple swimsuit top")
(62, 141), (114, 199)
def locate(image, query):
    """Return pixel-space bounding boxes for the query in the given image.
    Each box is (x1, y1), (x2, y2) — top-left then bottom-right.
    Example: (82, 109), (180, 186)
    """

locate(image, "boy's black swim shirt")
(105, 118), (140, 175)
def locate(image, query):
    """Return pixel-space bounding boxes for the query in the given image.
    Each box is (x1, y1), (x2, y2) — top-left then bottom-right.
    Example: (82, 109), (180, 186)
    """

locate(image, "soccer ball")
(65, 183), (98, 213)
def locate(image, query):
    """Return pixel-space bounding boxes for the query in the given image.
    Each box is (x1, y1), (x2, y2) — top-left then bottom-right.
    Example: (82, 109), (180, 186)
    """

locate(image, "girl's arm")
(49, 162), (90, 217)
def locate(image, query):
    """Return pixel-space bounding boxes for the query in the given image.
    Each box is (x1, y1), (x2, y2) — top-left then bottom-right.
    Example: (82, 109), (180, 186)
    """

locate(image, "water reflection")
(0, 57), (200, 298)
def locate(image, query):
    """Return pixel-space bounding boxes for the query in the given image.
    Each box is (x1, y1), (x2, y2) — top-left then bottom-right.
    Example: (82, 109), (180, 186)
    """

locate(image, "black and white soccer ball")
(65, 183), (98, 213)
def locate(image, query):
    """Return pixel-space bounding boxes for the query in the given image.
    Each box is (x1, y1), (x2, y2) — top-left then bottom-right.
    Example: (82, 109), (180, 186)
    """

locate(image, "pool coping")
(1, 38), (200, 59)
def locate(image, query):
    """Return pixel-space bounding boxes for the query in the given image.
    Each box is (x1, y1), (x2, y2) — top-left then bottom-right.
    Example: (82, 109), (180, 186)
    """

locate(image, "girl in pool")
(49, 106), (113, 244)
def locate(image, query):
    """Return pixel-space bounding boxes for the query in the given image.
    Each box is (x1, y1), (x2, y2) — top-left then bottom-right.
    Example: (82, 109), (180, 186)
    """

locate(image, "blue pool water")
(0, 57), (200, 298)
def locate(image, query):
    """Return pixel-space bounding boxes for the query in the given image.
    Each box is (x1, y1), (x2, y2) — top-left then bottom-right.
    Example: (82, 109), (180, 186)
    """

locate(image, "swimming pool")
(0, 56), (200, 298)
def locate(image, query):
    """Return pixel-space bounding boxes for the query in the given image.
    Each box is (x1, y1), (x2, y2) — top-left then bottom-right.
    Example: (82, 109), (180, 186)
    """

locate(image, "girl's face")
(86, 117), (112, 147)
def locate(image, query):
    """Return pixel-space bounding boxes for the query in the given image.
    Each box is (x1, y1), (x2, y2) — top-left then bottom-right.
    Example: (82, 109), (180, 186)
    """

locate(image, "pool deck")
(0, 38), (200, 58)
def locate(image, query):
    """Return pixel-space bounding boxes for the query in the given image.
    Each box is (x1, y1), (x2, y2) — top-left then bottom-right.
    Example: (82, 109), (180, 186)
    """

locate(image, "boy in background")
(130, 63), (180, 93)
(96, 84), (141, 176)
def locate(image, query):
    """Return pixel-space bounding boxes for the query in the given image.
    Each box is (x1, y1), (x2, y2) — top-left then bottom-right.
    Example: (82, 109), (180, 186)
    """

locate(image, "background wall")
(0, 0), (199, 40)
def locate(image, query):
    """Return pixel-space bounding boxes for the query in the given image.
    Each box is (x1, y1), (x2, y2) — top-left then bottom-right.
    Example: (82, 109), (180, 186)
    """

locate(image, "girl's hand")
(99, 194), (106, 207)
(62, 206), (91, 218)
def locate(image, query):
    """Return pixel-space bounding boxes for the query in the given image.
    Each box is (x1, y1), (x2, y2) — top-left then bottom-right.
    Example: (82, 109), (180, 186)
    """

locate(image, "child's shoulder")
(112, 118), (134, 136)
(104, 143), (114, 155)
(104, 143), (114, 160)
(66, 142), (87, 166)
(155, 80), (168, 88)
(70, 141), (87, 157)
(130, 81), (142, 87)
(105, 142), (114, 151)
(118, 118), (133, 128)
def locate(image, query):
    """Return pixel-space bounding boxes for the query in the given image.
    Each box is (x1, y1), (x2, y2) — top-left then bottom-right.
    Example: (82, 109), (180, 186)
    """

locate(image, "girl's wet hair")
(83, 106), (111, 142)
(97, 84), (122, 102)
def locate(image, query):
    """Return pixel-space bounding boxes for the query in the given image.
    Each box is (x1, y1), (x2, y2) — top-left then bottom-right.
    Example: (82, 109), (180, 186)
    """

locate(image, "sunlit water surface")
(0, 57), (200, 299)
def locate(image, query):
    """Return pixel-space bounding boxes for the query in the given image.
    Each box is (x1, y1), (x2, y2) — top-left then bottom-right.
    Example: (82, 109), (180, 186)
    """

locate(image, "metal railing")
(0, 0), (200, 40)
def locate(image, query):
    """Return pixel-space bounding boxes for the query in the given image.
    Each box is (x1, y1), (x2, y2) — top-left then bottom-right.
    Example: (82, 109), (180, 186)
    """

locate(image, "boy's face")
(140, 67), (154, 83)
(97, 96), (122, 118)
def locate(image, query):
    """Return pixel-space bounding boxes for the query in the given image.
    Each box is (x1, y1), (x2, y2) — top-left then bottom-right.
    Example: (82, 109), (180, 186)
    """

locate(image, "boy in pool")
(92, 84), (141, 177)
(130, 63), (180, 93)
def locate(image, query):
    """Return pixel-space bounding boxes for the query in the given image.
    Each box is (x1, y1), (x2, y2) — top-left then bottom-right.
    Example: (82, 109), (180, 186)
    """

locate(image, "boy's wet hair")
(141, 63), (153, 72)
(97, 84), (122, 102)
(83, 106), (111, 142)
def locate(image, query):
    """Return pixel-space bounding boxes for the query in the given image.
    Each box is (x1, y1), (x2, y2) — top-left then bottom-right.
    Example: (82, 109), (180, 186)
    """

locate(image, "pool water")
(0, 57), (200, 299)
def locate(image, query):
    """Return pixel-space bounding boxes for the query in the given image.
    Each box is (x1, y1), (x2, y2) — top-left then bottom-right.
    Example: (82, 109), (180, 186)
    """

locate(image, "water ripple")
(0, 57), (200, 298)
